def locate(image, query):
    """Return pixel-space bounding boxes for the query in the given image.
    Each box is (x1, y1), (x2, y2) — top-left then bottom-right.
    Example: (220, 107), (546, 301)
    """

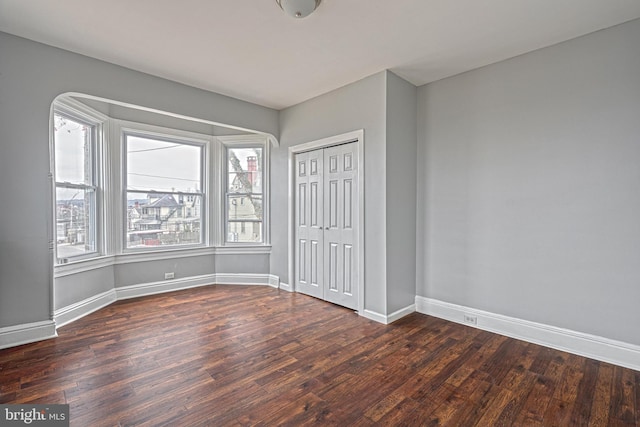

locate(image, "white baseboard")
(361, 304), (416, 325)
(279, 282), (293, 292)
(388, 304), (416, 323)
(268, 275), (280, 288)
(214, 273), (279, 287)
(362, 309), (388, 324)
(115, 273), (280, 300)
(54, 290), (117, 328)
(415, 296), (640, 372)
(116, 274), (218, 300)
(0, 320), (57, 350)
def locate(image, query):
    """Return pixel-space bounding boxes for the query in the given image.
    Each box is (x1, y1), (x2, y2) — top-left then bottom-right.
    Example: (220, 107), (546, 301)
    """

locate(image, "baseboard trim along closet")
(278, 282), (293, 292)
(214, 274), (280, 289)
(362, 304), (416, 325)
(415, 296), (640, 372)
(0, 320), (57, 350)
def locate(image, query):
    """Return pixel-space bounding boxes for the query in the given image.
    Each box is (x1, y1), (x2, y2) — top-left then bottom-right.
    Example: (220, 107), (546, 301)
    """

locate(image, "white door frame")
(288, 129), (364, 315)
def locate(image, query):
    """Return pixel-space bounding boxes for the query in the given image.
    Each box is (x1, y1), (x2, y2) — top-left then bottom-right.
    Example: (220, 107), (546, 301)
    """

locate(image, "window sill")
(54, 256), (114, 278)
(214, 245), (272, 255)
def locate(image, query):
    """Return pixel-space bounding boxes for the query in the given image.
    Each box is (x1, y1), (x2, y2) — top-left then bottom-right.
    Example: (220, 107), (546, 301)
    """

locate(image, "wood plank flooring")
(0, 285), (638, 426)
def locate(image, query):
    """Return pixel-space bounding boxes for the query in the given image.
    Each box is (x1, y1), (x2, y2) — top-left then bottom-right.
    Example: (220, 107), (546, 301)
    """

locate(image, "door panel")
(344, 244), (353, 295)
(310, 182), (319, 227)
(311, 240), (319, 285)
(298, 183), (306, 226)
(328, 180), (338, 228)
(328, 242), (338, 292)
(298, 239), (306, 282)
(343, 179), (353, 229)
(295, 150), (323, 299)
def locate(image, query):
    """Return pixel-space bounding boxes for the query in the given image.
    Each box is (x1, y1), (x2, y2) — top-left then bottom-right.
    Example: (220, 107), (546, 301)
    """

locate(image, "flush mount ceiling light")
(276, 0), (322, 18)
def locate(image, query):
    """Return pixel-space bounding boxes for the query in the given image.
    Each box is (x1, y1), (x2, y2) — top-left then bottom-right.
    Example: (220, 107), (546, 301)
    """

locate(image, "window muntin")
(124, 133), (205, 249)
(53, 112), (98, 261)
(226, 146), (263, 243)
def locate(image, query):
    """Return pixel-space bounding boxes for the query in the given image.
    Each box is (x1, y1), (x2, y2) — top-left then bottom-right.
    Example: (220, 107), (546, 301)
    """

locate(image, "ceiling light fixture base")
(276, 0), (322, 19)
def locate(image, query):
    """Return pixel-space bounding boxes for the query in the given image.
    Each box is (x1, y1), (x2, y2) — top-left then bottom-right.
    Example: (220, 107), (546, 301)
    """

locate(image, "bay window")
(52, 96), (271, 268)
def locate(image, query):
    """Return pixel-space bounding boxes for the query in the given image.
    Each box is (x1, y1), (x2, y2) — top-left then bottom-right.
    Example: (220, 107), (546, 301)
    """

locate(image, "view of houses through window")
(54, 112), (98, 261)
(227, 147), (263, 243)
(125, 134), (204, 249)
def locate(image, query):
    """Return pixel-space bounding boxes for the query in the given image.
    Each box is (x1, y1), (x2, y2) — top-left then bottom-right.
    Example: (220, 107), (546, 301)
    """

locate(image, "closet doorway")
(289, 131), (363, 311)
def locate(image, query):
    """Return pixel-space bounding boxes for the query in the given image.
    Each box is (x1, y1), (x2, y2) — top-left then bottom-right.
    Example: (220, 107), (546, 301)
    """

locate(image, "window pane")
(126, 192), (202, 248)
(228, 147), (262, 194)
(56, 187), (96, 259)
(228, 194), (262, 221)
(227, 221), (262, 243)
(227, 194), (262, 243)
(226, 146), (263, 244)
(127, 135), (202, 193)
(54, 113), (93, 184)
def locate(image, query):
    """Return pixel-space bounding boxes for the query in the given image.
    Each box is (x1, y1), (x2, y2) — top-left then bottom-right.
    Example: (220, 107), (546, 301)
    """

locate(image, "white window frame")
(219, 135), (270, 246)
(119, 121), (212, 253)
(51, 99), (107, 264)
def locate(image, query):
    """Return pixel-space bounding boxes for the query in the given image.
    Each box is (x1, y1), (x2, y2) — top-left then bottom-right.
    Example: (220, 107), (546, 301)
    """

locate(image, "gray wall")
(385, 72), (418, 314)
(215, 254), (270, 274)
(0, 32), (278, 328)
(105, 101), (251, 136)
(417, 19), (640, 345)
(275, 72), (389, 314)
(55, 267), (114, 309)
(115, 255), (217, 288)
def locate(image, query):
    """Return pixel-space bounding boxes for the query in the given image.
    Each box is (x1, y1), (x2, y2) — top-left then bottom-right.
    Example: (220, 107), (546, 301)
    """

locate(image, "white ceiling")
(1, 0), (639, 110)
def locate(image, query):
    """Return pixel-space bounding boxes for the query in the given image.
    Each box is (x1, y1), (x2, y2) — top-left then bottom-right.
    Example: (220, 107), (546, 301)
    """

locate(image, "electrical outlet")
(164, 272), (175, 280)
(463, 314), (477, 325)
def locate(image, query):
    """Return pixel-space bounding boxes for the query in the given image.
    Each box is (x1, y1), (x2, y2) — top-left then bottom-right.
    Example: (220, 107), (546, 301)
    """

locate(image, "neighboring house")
(227, 194), (261, 242)
(56, 199), (87, 244)
(128, 194), (200, 246)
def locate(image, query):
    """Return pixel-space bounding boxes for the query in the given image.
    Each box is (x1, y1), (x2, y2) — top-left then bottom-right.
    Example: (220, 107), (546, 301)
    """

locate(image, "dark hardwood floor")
(0, 285), (638, 426)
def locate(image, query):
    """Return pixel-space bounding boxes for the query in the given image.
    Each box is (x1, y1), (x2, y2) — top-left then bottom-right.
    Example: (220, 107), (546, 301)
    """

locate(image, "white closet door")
(323, 143), (358, 310)
(295, 149), (324, 299)
(294, 142), (358, 310)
